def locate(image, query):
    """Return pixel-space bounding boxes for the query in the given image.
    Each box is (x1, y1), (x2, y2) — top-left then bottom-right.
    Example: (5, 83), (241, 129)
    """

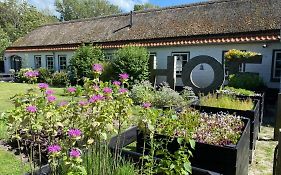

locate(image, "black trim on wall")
(271, 50), (281, 82)
(46, 55), (54, 70)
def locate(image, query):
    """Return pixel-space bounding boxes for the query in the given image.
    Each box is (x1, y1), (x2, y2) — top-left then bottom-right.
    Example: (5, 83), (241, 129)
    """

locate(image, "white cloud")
(108, 0), (149, 12)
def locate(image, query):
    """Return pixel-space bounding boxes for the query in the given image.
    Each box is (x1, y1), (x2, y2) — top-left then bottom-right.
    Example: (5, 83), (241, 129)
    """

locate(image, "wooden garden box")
(191, 100), (259, 162)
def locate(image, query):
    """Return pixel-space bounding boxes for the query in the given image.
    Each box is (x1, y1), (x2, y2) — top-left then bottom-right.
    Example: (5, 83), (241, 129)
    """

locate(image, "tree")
(55, 0), (122, 21)
(0, 27), (10, 59)
(134, 3), (159, 11)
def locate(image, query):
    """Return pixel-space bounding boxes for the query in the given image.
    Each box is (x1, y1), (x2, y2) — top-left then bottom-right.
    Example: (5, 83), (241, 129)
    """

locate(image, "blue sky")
(27, 0), (208, 15)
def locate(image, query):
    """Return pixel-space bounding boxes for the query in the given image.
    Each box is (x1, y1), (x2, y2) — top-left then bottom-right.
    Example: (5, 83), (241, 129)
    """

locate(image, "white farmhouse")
(4, 0), (281, 89)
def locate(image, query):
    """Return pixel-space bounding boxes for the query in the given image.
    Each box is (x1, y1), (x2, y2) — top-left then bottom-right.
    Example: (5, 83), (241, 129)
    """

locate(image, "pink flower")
(93, 85), (100, 91)
(92, 64), (103, 73)
(78, 101), (88, 106)
(70, 148), (81, 158)
(143, 102), (152, 109)
(47, 95), (56, 103)
(38, 83), (49, 89)
(45, 89), (54, 95)
(33, 71), (39, 76)
(112, 81), (121, 86)
(68, 129), (82, 138)
(24, 70), (39, 78)
(26, 105), (37, 113)
(119, 73), (129, 81)
(89, 95), (104, 103)
(103, 87), (112, 94)
(59, 101), (68, 107)
(48, 144), (61, 154)
(119, 88), (128, 94)
(67, 87), (76, 93)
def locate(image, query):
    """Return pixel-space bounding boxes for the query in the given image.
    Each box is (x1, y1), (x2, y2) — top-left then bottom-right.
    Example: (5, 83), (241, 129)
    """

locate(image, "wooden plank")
(274, 93), (281, 140)
(276, 129), (281, 175)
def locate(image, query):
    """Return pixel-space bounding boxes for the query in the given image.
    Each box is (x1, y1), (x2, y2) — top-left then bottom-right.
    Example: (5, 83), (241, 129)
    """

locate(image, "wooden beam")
(274, 129), (281, 175)
(274, 93), (281, 140)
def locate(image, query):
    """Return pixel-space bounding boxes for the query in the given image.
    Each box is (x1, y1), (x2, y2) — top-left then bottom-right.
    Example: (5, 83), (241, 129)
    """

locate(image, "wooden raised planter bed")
(191, 100), (259, 162)
(136, 118), (250, 175)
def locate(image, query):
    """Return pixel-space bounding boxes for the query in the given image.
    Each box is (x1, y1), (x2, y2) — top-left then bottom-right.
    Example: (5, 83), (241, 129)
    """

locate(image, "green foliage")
(134, 3), (159, 11)
(55, 0), (121, 21)
(130, 81), (155, 105)
(224, 49), (261, 62)
(228, 73), (265, 91)
(51, 71), (69, 87)
(0, 27), (10, 57)
(200, 93), (254, 110)
(69, 44), (105, 82)
(113, 46), (149, 83)
(221, 86), (256, 96)
(15, 68), (32, 83)
(37, 68), (52, 83)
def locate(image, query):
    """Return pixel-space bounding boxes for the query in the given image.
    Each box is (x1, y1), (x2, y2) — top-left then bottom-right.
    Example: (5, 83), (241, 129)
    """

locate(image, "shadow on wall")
(0, 60), (4, 73)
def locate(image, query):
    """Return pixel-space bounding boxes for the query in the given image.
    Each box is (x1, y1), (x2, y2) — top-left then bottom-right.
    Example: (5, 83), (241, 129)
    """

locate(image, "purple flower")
(70, 148), (81, 158)
(103, 87), (112, 94)
(47, 95), (56, 103)
(26, 105), (37, 113)
(112, 81), (121, 86)
(33, 71), (39, 76)
(67, 87), (76, 93)
(45, 89), (54, 95)
(48, 144), (61, 154)
(78, 101), (88, 106)
(24, 70), (39, 78)
(119, 73), (129, 81)
(38, 83), (49, 89)
(89, 94), (104, 103)
(119, 88), (128, 94)
(143, 102), (152, 109)
(68, 129), (82, 138)
(59, 101), (68, 107)
(92, 64), (103, 73)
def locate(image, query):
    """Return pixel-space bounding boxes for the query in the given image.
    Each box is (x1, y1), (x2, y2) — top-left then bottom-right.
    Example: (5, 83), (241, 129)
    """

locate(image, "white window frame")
(46, 55), (54, 70)
(172, 52), (190, 77)
(272, 50), (281, 80)
(149, 52), (157, 69)
(58, 55), (67, 71)
(34, 55), (41, 69)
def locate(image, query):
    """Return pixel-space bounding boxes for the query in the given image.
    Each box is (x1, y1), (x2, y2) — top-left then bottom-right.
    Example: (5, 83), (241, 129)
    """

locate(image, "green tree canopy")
(55, 0), (122, 21)
(134, 3), (159, 11)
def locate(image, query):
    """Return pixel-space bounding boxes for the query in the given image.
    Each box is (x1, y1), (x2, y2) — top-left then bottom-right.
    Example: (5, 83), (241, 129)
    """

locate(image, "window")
(272, 50), (281, 81)
(149, 53), (157, 69)
(34, 55), (41, 69)
(105, 53), (114, 60)
(46, 55), (54, 70)
(172, 52), (190, 77)
(222, 50), (246, 76)
(58, 55), (67, 70)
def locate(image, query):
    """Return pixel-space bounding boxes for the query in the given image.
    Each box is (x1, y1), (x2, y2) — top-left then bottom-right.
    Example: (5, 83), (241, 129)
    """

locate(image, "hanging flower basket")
(225, 49), (263, 64)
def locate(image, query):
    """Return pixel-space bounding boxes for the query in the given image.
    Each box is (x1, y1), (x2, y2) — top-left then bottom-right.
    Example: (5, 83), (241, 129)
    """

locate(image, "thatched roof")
(9, 0), (281, 48)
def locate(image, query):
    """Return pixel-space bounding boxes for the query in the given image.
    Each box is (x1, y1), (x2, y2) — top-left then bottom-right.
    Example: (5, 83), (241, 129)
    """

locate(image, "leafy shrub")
(113, 46), (149, 83)
(200, 93), (254, 110)
(130, 81), (155, 104)
(181, 86), (198, 103)
(69, 44), (105, 83)
(219, 86), (256, 96)
(100, 61), (115, 82)
(154, 83), (185, 108)
(37, 68), (52, 83)
(224, 49), (261, 62)
(228, 73), (265, 91)
(15, 68), (32, 83)
(51, 71), (69, 87)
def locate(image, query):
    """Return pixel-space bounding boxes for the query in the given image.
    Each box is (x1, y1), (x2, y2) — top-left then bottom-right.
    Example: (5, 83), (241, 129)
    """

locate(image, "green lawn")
(0, 82), (67, 175)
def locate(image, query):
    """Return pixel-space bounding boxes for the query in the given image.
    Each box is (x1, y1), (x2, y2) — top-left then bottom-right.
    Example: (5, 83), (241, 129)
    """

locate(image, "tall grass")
(200, 94), (254, 110)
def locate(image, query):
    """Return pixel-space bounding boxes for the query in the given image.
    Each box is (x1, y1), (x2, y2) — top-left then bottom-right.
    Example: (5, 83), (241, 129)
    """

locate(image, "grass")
(200, 93), (254, 110)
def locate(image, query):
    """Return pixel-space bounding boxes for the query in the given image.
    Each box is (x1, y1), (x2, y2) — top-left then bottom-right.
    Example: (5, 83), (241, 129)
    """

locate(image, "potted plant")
(191, 94), (259, 162)
(224, 49), (262, 64)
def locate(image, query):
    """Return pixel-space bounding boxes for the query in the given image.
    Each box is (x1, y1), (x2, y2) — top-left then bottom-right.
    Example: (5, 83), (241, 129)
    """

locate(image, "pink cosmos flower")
(68, 129), (82, 138)
(92, 64), (103, 73)
(143, 102), (152, 109)
(112, 81), (121, 86)
(59, 101), (68, 107)
(48, 144), (61, 154)
(89, 94), (104, 103)
(26, 105), (37, 113)
(67, 87), (76, 93)
(70, 148), (81, 158)
(119, 88), (128, 94)
(45, 89), (54, 95)
(47, 95), (56, 103)
(78, 101), (88, 106)
(119, 73), (129, 81)
(103, 87), (112, 94)
(38, 83), (49, 89)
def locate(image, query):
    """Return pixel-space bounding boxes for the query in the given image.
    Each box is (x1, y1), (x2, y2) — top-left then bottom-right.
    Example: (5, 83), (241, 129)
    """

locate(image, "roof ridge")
(39, 0), (241, 27)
